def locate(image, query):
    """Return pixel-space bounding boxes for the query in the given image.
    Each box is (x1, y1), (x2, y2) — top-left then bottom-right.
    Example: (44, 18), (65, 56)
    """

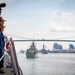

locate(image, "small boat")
(26, 40), (38, 58)
(19, 49), (25, 53)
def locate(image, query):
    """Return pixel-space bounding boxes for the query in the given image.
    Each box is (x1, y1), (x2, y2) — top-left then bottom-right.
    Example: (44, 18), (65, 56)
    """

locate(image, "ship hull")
(26, 52), (37, 58)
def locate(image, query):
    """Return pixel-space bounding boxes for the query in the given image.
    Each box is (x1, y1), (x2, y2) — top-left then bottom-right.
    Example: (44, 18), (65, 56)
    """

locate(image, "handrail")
(9, 37), (23, 75)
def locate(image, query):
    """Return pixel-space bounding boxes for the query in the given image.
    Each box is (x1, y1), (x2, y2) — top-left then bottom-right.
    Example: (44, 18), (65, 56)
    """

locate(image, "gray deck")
(0, 51), (14, 75)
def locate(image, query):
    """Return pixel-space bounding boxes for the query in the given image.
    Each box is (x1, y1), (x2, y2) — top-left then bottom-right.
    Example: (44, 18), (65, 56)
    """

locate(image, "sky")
(0, 0), (75, 50)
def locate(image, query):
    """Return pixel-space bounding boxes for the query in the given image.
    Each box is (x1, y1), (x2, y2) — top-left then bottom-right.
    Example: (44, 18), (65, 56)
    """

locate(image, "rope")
(0, 50), (10, 61)
(4, 50), (11, 59)
(4, 33), (32, 40)
(0, 54), (5, 61)
(4, 33), (75, 40)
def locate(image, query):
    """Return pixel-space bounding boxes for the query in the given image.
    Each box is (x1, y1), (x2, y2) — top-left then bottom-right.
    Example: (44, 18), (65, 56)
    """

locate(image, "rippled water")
(17, 53), (75, 75)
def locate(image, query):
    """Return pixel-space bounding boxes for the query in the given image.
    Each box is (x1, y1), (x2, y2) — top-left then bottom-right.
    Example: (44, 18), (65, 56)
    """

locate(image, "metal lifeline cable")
(4, 33), (75, 40)
(4, 33), (32, 40)
(0, 50), (10, 62)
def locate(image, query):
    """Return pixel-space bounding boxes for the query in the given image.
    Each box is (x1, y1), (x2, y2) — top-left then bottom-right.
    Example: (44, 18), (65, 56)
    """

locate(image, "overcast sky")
(0, 0), (75, 50)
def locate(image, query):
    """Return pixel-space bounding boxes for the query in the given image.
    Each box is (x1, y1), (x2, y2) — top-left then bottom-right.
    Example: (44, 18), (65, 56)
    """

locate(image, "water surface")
(17, 53), (75, 75)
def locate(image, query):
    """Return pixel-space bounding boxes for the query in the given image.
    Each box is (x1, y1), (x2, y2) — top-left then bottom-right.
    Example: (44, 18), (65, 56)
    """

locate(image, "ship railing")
(8, 37), (23, 75)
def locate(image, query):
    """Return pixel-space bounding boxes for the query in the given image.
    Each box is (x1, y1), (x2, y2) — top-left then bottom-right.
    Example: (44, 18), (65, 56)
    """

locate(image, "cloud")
(31, 22), (75, 37)
(34, 26), (49, 35)
(32, 23), (75, 37)
(50, 23), (75, 32)
(53, 10), (75, 23)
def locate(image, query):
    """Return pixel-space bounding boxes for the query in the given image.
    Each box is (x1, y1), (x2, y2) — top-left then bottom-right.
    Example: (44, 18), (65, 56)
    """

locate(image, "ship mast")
(43, 44), (45, 49)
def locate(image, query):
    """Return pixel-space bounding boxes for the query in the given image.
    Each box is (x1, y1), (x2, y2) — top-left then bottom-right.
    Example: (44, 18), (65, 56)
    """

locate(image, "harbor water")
(17, 53), (75, 75)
